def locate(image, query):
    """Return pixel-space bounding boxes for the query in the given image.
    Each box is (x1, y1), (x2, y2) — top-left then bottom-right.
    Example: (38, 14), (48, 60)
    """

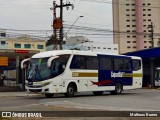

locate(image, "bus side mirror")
(47, 56), (59, 67)
(21, 58), (30, 69)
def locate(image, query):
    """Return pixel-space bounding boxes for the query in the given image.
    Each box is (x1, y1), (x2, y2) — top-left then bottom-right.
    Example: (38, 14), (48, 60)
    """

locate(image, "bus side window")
(99, 58), (112, 70)
(124, 59), (131, 70)
(70, 55), (85, 69)
(132, 59), (141, 71)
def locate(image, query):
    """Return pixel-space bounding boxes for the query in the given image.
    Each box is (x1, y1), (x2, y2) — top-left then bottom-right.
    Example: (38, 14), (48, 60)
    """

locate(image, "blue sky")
(0, 0), (113, 43)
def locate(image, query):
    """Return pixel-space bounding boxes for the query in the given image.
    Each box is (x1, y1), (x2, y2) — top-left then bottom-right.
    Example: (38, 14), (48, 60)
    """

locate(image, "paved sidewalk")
(0, 92), (41, 97)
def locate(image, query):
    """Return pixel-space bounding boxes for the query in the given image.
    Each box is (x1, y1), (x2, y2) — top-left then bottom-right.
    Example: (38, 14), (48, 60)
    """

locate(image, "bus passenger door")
(132, 59), (143, 88)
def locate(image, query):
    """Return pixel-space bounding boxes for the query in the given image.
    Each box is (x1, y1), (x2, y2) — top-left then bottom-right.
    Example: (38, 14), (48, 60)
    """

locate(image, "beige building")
(113, 0), (160, 54)
(6, 35), (46, 52)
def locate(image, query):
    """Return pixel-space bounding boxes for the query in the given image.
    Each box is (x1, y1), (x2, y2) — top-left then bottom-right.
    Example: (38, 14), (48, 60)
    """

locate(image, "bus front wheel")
(110, 83), (123, 95)
(45, 93), (54, 98)
(65, 84), (75, 97)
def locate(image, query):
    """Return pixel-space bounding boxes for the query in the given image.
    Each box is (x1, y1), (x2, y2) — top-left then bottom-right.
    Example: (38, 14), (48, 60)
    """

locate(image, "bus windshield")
(26, 55), (70, 82)
(27, 57), (51, 81)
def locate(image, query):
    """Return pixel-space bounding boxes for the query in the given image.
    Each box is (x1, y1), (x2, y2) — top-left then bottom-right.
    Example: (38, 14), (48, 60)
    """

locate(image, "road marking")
(42, 100), (158, 111)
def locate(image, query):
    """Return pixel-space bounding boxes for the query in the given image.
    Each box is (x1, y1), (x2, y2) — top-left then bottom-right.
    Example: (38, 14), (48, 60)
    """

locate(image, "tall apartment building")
(113, 0), (160, 54)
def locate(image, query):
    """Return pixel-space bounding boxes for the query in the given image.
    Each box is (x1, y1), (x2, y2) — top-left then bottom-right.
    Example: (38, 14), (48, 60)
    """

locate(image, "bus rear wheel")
(45, 93), (54, 98)
(93, 91), (103, 96)
(65, 84), (75, 97)
(110, 83), (123, 95)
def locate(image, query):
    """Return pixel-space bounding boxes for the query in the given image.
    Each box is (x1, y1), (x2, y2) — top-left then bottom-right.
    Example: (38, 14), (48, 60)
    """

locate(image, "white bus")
(21, 50), (143, 98)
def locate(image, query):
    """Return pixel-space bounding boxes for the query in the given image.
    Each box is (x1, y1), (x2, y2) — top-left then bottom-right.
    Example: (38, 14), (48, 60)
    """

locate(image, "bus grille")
(29, 89), (42, 92)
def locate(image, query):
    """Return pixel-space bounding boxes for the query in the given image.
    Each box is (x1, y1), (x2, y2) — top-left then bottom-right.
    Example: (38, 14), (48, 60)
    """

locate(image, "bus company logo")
(2, 112), (11, 117)
(111, 71), (125, 78)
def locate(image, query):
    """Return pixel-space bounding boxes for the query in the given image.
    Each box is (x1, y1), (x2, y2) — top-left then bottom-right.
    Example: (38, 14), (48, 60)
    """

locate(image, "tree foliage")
(46, 35), (54, 46)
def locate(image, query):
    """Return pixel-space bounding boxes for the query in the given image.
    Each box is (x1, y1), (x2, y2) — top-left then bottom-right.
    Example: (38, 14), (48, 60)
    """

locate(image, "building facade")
(0, 34), (46, 86)
(6, 35), (46, 52)
(113, 0), (160, 54)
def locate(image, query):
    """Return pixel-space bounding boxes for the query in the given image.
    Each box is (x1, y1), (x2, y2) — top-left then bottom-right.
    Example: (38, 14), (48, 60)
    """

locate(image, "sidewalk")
(0, 91), (41, 97)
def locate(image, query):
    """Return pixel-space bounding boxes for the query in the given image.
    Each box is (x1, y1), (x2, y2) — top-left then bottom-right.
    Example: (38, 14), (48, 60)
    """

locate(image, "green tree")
(46, 35), (54, 46)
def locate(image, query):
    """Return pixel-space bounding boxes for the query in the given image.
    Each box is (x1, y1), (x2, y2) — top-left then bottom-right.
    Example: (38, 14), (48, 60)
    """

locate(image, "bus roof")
(31, 50), (141, 59)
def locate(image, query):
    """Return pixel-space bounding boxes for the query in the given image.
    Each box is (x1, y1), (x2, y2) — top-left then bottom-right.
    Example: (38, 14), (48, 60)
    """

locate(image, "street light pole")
(65, 16), (84, 37)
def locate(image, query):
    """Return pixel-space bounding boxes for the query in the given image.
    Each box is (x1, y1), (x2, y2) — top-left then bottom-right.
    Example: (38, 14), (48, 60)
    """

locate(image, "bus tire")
(45, 93), (54, 98)
(110, 83), (123, 95)
(93, 91), (103, 96)
(65, 84), (75, 97)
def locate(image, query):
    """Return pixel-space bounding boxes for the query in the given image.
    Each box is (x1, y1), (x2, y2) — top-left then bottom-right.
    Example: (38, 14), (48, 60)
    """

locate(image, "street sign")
(0, 57), (8, 66)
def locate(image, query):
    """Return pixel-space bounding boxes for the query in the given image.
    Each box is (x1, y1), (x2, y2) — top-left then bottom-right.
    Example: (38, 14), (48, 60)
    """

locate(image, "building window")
(148, 19), (151, 21)
(126, 25), (130, 27)
(133, 41), (136, 43)
(127, 41), (131, 43)
(143, 14), (146, 16)
(133, 46), (136, 48)
(126, 9), (130, 11)
(132, 14), (135, 16)
(147, 3), (151, 6)
(132, 20), (136, 22)
(127, 46), (131, 49)
(114, 48), (117, 50)
(144, 46), (147, 48)
(127, 30), (130, 32)
(24, 44), (31, 49)
(126, 14), (130, 16)
(107, 48), (111, 50)
(14, 43), (21, 48)
(132, 9), (135, 11)
(126, 20), (130, 22)
(37, 45), (43, 49)
(132, 25), (136, 27)
(148, 14), (151, 16)
(143, 9), (146, 11)
(148, 9), (151, 11)
(127, 36), (130, 38)
(132, 36), (136, 38)
(126, 4), (129, 6)
(0, 41), (6, 45)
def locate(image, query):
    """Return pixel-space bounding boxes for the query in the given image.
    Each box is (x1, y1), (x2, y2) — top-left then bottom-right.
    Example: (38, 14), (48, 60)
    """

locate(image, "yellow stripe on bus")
(72, 72), (142, 78)
(123, 73), (142, 77)
(72, 72), (98, 77)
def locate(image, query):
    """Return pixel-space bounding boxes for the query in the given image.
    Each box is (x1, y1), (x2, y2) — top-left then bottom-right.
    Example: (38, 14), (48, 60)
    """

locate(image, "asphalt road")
(0, 88), (160, 111)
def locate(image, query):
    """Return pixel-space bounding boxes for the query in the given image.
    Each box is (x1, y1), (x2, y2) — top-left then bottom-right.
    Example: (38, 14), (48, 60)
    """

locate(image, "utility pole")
(148, 22), (154, 48)
(53, 1), (57, 50)
(55, 1), (73, 50)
